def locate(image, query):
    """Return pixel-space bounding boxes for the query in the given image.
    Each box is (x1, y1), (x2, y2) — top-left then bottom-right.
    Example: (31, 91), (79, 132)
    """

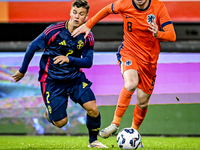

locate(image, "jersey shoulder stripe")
(87, 32), (94, 46)
(44, 22), (65, 36)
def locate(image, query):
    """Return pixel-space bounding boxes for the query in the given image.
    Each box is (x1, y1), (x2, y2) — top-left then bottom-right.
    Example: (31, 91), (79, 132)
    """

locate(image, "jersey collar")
(65, 21), (69, 29)
(132, 0), (151, 11)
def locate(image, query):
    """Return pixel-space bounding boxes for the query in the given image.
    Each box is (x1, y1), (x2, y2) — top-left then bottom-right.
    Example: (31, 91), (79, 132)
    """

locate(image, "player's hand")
(12, 71), (25, 82)
(148, 19), (158, 37)
(71, 24), (91, 39)
(53, 55), (69, 65)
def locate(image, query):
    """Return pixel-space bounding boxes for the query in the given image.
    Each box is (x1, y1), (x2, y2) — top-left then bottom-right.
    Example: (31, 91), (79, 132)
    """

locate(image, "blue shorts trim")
(77, 88), (96, 106)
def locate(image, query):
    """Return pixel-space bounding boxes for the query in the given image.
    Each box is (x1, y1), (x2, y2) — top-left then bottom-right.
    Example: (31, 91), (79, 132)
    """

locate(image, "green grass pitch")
(0, 135), (199, 149)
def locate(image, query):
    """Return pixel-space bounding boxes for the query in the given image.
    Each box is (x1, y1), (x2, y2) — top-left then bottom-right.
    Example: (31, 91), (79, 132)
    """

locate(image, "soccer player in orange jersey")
(72, 0), (176, 144)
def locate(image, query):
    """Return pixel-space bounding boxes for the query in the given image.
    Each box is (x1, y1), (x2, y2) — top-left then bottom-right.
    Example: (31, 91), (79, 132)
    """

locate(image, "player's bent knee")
(87, 108), (99, 117)
(83, 101), (99, 117)
(86, 106), (99, 117)
(54, 117), (68, 128)
(125, 82), (137, 92)
(137, 89), (151, 109)
(137, 103), (148, 110)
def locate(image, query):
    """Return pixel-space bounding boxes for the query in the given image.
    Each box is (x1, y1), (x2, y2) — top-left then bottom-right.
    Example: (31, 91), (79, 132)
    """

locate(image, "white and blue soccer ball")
(116, 128), (141, 149)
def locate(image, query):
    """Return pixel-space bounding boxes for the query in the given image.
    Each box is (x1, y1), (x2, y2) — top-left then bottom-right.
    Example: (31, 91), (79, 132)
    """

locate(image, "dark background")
(0, 22), (200, 52)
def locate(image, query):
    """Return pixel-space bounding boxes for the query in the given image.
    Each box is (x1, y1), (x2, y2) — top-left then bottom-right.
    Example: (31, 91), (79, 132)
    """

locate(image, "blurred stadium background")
(0, 0), (200, 136)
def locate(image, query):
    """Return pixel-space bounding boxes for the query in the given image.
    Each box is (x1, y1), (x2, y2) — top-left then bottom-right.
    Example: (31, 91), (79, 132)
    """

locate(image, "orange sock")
(112, 86), (133, 126)
(132, 104), (148, 130)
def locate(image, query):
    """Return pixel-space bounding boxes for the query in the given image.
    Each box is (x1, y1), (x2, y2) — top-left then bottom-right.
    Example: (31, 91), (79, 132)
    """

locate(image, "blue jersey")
(19, 21), (94, 82)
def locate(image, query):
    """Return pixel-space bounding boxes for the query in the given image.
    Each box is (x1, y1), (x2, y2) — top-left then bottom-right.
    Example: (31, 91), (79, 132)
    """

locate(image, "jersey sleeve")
(19, 33), (46, 74)
(156, 2), (176, 42)
(19, 23), (64, 74)
(68, 32), (94, 68)
(85, 3), (113, 29)
(112, 0), (124, 13)
(158, 2), (172, 28)
(85, 0), (124, 29)
(156, 24), (176, 42)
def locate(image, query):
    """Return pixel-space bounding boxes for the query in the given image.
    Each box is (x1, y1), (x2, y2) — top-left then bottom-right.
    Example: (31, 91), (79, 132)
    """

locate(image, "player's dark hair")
(72, 0), (90, 13)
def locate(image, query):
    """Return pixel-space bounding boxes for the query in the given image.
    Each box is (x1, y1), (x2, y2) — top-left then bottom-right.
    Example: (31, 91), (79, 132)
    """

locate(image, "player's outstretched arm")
(72, 3), (113, 38)
(72, 24), (91, 39)
(12, 71), (25, 82)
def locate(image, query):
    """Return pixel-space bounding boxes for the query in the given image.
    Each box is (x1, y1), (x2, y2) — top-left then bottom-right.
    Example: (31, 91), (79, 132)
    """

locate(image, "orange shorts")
(117, 52), (157, 95)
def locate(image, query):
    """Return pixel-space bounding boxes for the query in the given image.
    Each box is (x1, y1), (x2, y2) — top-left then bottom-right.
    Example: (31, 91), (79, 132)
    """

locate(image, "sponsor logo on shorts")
(125, 61), (132, 66)
(82, 82), (88, 89)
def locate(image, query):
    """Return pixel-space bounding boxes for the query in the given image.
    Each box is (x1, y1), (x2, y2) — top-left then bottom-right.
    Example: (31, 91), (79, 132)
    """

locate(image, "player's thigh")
(137, 63), (157, 95)
(79, 89), (99, 117)
(118, 53), (138, 75)
(118, 53), (139, 91)
(40, 82), (68, 122)
(53, 107), (68, 128)
(69, 72), (92, 103)
(123, 69), (139, 91)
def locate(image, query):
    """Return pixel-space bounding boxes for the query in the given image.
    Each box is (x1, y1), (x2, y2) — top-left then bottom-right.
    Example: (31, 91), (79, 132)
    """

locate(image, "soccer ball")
(116, 128), (141, 149)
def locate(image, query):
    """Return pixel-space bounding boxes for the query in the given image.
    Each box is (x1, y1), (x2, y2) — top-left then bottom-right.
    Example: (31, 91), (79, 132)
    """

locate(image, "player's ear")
(85, 13), (88, 20)
(70, 9), (73, 18)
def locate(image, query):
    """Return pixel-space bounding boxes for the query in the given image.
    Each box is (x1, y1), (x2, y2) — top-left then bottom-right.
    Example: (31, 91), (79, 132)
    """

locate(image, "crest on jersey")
(147, 14), (156, 24)
(77, 40), (84, 50)
(125, 61), (132, 66)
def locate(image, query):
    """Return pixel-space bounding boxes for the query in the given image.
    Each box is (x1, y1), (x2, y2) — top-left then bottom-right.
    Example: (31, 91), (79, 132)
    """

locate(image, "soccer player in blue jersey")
(12, 0), (107, 148)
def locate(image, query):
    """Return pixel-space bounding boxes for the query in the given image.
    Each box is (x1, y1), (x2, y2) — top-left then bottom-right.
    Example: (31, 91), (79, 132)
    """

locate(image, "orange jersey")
(86, 0), (176, 64)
